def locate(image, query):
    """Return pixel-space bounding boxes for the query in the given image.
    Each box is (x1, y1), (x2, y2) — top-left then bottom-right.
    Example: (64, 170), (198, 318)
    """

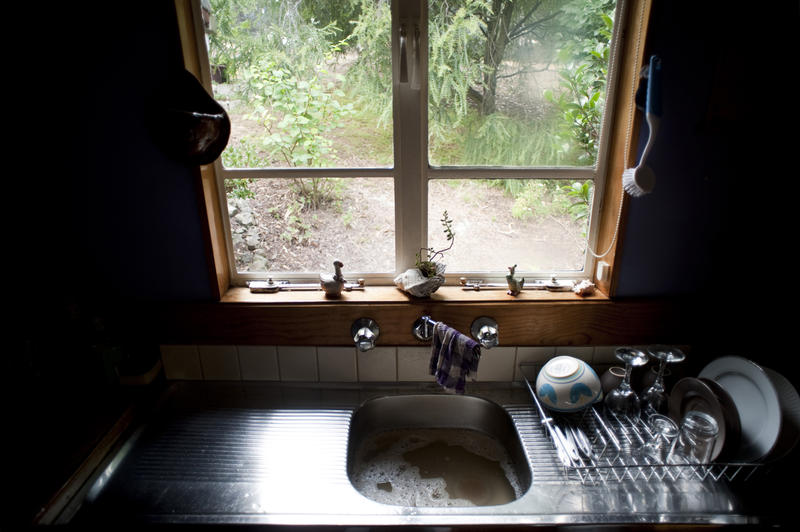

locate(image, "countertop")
(39, 380), (791, 528)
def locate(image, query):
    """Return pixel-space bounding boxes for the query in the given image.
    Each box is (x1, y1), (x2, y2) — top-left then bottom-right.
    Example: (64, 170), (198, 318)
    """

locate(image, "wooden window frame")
(168, 0), (666, 347)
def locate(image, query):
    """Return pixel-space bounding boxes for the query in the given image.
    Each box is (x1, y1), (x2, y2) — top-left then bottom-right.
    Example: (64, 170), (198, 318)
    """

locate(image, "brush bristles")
(622, 168), (653, 197)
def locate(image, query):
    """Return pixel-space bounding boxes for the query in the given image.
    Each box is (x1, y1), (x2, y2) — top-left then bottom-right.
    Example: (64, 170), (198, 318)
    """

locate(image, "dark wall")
(21, 2), (214, 304)
(10, 3), (215, 525)
(617, 1), (796, 299)
(614, 1), (797, 378)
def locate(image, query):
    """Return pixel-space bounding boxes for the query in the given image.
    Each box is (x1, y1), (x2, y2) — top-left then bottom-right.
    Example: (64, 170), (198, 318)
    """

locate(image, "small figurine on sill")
(506, 264), (525, 296)
(320, 260), (345, 298)
(394, 211), (454, 298)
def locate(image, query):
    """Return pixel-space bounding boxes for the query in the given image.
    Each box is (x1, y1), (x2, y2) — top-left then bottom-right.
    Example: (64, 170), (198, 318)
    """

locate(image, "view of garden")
(204, 0), (617, 274)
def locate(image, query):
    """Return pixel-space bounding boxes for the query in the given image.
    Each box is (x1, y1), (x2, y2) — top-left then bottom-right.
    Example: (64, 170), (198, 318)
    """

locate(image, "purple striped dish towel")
(429, 321), (481, 394)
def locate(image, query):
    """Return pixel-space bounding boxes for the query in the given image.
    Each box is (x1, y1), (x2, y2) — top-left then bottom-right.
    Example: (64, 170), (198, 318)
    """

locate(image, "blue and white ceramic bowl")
(536, 356), (603, 412)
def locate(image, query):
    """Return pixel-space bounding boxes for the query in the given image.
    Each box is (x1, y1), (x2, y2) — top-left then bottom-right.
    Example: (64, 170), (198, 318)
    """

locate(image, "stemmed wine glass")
(605, 347), (649, 419)
(641, 345), (685, 415)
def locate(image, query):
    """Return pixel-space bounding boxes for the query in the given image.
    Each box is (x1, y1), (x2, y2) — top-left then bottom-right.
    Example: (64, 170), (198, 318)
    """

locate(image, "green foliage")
(427, 1), (488, 141)
(211, 1), (355, 211)
(280, 199), (313, 244)
(545, 0), (616, 165)
(206, 0), (267, 79)
(246, 62), (345, 166)
(345, 0), (489, 137)
(416, 210), (455, 277)
(225, 179), (255, 199)
(299, 0), (361, 45)
(478, 179), (586, 222)
(504, 181), (567, 220)
(431, 110), (565, 167)
(290, 177), (345, 211)
(244, 56), (354, 208)
(207, 0), (614, 245)
(343, 0), (393, 127)
(221, 138), (269, 199)
(222, 137), (270, 167)
(209, 0), (343, 80)
(564, 180), (593, 221)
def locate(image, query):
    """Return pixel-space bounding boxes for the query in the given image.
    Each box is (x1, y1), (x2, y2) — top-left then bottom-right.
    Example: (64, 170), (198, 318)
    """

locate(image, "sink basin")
(346, 394), (532, 507)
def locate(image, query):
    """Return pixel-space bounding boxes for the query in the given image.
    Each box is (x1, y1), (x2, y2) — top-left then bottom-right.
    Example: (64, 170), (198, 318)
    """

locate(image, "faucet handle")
(471, 317), (499, 349)
(351, 318), (380, 352)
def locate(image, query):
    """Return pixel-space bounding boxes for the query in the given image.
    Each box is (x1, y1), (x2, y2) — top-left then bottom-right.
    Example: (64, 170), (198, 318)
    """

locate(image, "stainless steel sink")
(346, 394), (532, 506)
(52, 382), (758, 527)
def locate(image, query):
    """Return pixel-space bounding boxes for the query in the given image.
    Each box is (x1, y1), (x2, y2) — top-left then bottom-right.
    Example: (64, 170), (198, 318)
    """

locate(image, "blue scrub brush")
(623, 55), (662, 197)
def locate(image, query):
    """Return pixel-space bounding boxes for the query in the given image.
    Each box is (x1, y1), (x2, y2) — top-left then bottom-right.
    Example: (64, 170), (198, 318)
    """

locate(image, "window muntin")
(201, 0), (621, 284)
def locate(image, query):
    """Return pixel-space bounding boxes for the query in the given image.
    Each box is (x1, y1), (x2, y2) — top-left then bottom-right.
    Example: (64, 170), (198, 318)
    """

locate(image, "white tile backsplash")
(592, 345), (618, 364)
(277, 346), (318, 381)
(357, 347), (397, 381)
(198, 345), (241, 380)
(238, 345), (280, 380)
(476, 346), (516, 381)
(160, 345), (203, 380)
(555, 345), (594, 362)
(318, 346), (358, 382)
(397, 346), (433, 381)
(160, 344), (651, 384)
(514, 347), (552, 381)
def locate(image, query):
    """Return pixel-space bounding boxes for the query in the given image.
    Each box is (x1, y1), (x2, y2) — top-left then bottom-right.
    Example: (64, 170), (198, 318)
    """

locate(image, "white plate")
(763, 367), (800, 461)
(699, 356), (781, 461)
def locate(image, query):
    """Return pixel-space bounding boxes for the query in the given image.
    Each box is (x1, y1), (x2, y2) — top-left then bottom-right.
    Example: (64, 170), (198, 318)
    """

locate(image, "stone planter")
(393, 264), (445, 298)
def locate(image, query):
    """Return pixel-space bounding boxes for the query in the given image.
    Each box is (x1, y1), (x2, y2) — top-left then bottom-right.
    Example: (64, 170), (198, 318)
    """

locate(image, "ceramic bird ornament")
(320, 260), (345, 297)
(506, 264), (525, 296)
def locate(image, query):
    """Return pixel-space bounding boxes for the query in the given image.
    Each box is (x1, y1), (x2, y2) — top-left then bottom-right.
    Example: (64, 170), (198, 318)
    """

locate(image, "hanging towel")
(429, 321), (481, 394)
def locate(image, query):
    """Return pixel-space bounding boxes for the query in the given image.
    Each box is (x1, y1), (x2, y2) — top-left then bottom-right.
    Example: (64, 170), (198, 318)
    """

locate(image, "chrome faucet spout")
(352, 318), (380, 351)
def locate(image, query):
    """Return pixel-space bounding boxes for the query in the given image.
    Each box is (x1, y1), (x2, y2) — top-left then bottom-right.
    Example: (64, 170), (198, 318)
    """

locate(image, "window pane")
(228, 177), (395, 273)
(427, 0), (617, 167)
(205, 0), (393, 168)
(427, 179), (591, 273)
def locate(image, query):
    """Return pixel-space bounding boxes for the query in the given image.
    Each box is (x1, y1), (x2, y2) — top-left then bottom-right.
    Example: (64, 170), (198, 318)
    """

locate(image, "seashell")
(572, 279), (596, 296)
(394, 264), (445, 297)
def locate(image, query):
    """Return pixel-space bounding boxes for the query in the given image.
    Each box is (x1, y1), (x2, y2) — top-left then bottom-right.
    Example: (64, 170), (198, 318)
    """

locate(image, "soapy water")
(350, 428), (522, 507)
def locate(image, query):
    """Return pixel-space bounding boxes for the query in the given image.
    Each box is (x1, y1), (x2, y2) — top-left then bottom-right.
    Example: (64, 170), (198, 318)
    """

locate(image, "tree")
(473, 0), (563, 115)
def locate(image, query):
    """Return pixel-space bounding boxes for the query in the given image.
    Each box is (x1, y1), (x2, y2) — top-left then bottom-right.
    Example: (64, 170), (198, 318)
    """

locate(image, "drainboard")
(65, 382), (756, 527)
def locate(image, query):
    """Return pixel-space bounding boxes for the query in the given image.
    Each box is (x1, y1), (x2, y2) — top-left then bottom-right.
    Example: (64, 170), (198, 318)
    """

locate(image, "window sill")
(220, 285), (609, 304)
(150, 286), (689, 348)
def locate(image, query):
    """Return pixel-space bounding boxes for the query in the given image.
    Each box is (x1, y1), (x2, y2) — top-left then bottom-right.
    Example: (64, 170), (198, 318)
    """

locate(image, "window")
(184, 0), (635, 287)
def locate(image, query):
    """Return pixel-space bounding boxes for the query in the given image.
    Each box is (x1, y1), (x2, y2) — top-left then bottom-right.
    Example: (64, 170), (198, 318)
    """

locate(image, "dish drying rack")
(518, 363), (764, 484)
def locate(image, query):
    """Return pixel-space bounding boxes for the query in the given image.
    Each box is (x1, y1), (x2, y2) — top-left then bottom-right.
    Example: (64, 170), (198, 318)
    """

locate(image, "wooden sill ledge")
(221, 285), (609, 304)
(150, 286), (689, 348)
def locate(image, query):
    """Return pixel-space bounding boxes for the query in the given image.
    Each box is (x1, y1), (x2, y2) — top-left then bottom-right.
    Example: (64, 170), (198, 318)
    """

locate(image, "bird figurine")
(320, 260), (345, 298)
(506, 264), (525, 296)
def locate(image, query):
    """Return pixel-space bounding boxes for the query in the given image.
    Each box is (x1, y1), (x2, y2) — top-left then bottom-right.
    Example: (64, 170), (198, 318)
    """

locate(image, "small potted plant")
(394, 211), (455, 297)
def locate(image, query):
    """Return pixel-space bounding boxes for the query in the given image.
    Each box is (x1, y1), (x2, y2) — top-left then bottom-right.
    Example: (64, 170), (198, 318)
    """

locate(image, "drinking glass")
(641, 345), (685, 415)
(668, 410), (719, 464)
(641, 413), (679, 463)
(604, 347), (649, 419)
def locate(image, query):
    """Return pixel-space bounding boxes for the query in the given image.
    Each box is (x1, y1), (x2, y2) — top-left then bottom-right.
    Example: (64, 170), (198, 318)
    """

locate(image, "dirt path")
(229, 175), (586, 275)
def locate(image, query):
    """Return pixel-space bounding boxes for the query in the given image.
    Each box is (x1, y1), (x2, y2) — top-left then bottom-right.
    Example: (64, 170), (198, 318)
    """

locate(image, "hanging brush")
(623, 55), (662, 197)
